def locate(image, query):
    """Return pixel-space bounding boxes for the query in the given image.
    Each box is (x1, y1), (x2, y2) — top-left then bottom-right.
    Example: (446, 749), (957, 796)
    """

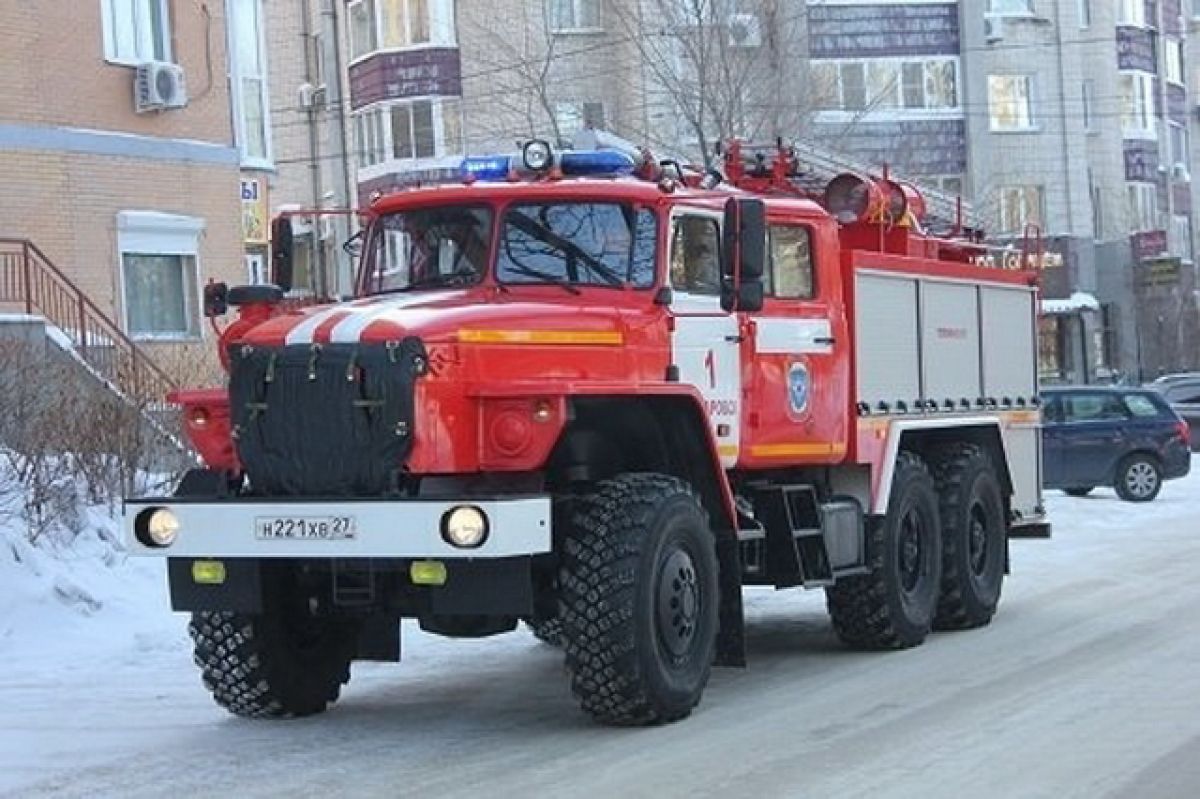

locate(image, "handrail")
(0, 238), (179, 410)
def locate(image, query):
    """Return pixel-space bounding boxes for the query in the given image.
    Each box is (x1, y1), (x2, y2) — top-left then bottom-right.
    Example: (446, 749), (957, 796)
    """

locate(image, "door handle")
(725, 334), (744, 343)
(813, 336), (836, 345)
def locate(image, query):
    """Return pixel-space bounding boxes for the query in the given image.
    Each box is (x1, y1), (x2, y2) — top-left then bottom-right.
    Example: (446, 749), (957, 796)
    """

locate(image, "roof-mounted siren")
(824, 173), (888, 224)
(883, 180), (928, 228)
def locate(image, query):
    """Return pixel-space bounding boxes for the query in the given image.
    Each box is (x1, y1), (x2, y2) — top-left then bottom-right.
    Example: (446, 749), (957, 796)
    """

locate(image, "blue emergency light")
(459, 145), (636, 182)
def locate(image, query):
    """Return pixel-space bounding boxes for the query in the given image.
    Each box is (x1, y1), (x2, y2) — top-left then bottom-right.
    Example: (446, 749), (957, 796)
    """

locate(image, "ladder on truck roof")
(728, 138), (978, 233)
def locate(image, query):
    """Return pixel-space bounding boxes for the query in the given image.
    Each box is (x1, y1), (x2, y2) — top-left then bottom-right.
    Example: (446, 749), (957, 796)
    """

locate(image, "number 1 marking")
(704, 349), (716, 389)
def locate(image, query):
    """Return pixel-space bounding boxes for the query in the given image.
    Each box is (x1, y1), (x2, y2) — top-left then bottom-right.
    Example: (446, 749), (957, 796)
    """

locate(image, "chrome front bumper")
(122, 496), (551, 559)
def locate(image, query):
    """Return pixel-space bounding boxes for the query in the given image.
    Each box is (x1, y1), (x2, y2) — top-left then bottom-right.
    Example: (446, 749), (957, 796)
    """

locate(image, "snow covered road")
(4, 464), (1200, 798)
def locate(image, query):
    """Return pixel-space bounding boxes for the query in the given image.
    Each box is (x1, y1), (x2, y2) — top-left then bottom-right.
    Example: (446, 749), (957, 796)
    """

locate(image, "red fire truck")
(125, 140), (1048, 725)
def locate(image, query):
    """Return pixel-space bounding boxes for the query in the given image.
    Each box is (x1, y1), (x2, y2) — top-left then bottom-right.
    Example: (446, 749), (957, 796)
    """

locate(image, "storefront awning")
(1041, 292), (1100, 315)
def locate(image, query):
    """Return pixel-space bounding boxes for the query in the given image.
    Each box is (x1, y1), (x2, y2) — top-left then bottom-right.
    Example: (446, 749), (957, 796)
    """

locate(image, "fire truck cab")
(126, 140), (1047, 725)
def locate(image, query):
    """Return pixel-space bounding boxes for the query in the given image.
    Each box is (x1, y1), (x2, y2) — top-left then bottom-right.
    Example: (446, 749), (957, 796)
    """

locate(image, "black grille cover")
(228, 339), (426, 496)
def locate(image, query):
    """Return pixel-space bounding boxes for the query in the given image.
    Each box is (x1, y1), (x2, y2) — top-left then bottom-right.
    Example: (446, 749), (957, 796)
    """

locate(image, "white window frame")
(349, 0), (457, 63)
(116, 211), (205, 341)
(1165, 38), (1184, 86)
(997, 185), (1044, 234)
(355, 98), (463, 178)
(1120, 72), (1157, 139)
(226, 0), (273, 169)
(1127, 183), (1158, 232)
(813, 56), (960, 117)
(549, 0), (603, 33)
(1170, 214), (1193, 261)
(1169, 121), (1189, 170)
(988, 74), (1036, 131)
(100, 0), (172, 65)
(986, 0), (1035, 16)
(1077, 0), (1091, 27)
(1117, 0), (1148, 26)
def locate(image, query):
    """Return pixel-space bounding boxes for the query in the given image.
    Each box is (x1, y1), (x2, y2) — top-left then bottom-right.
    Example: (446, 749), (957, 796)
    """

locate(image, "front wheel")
(559, 473), (719, 725)
(189, 574), (360, 718)
(1114, 454), (1162, 502)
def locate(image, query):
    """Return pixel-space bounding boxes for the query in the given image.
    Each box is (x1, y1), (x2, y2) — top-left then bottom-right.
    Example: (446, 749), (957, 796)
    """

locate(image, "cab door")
(739, 219), (849, 465)
(668, 211), (742, 468)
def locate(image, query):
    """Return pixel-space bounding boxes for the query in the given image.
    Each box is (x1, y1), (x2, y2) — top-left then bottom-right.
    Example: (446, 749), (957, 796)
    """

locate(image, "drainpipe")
(301, 0), (324, 296)
(1052, 0), (1084, 379)
(322, 0), (355, 297)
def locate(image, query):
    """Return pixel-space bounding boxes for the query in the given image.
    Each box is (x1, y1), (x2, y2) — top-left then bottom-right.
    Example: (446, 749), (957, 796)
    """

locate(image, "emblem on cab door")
(789, 363), (810, 414)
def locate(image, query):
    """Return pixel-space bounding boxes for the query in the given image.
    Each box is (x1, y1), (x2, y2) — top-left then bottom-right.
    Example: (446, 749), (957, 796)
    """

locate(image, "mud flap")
(714, 535), (747, 667)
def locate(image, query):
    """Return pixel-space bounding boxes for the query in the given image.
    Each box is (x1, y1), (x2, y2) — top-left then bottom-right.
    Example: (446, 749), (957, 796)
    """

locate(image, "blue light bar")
(560, 150), (636, 176)
(460, 155), (512, 182)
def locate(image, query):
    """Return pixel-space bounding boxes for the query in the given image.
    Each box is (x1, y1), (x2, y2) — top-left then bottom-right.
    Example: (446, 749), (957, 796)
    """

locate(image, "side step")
(738, 485), (865, 589)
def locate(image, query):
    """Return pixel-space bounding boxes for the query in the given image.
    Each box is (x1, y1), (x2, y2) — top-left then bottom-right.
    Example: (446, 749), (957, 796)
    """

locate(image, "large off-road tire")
(559, 473), (719, 725)
(931, 444), (1007, 630)
(189, 596), (360, 719)
(1114, 454), (1162, 502)
(826, 451), (942, 649)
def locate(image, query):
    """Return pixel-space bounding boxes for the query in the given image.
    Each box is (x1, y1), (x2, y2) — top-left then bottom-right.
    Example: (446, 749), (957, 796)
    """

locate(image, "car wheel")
(1063, 486), (1094, 497)
(1114, 455), (1162, 502)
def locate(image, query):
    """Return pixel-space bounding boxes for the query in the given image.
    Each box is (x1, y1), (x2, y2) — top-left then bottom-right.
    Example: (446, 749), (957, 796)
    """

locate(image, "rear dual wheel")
(826, 452), (943, 649)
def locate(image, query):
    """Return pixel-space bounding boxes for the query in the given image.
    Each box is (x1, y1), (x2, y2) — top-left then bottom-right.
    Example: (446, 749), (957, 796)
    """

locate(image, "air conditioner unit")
(727, 13), (761, 48)
(135, 61), (188, 113)
(983, 15), (1004, 43)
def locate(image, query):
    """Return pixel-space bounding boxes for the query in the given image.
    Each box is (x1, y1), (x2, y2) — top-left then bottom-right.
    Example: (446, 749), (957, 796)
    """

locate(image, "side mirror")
(343, 229), (365, 258)
(271, 216), (295, 293)
(203, 281), (229, 318)
(720, 197), (767, 313)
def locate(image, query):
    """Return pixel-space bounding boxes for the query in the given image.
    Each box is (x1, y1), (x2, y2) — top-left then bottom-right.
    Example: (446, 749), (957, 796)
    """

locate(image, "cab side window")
(766, 224), (814, 299)
(670, 216), (721, 294)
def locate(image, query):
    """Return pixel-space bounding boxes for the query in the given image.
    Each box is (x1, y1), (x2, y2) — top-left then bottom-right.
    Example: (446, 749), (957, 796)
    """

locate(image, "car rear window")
(1061, 393), (1127, 422)
(1123, 393), (1163, 418)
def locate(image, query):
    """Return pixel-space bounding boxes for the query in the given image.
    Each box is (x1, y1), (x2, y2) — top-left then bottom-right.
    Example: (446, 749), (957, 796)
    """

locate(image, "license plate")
(255, 515), (357, 541)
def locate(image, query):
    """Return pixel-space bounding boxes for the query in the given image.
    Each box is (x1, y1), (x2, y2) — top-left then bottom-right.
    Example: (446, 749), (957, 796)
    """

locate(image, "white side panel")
(671, 314), (741, 466)
(1001, 423), (1042, 520)
(919, 281), (981, 406)
(755, 317), (834, 355)
(855, 273), (920, 409)
(980, 286), (1038, 401)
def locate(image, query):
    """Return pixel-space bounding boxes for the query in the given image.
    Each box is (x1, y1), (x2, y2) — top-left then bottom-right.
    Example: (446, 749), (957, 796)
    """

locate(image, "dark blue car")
(1042, 387), (1192, 502)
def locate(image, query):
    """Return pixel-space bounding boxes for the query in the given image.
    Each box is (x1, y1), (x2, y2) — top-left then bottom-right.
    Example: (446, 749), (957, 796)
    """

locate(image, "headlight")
(441, 505), (489, 549)
(523, 139), (554, 172)
(136, 507), (180, 548)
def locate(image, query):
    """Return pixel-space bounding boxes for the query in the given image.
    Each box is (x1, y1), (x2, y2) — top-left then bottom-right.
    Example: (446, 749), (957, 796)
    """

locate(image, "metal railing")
(0, 238), (179, 416)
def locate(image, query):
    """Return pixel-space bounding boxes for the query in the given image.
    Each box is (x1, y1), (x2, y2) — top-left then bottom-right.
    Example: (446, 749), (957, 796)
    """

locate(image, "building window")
(938, 175), (965, 196)
(987, 0), (1034, 15)
(117, 211), (203, 340)
(1120, 73), (1156, 138)
(550, 0), (602, 31)
(814, 58), (959, 113)
(101, 0), (171, 63)
(1089, 169), (1105, 237)
(997, 185), (1044, 233)
(349, 0), (378, 59)
(553, 100), (606, 144)
(1118, 0), (1147, 25)
(228, 0), (271, 166)
(988, 75), (1035, 130)
(1170, 122), (1189, 171)
(1171, 214), (1193, 260)
(1078, 0), (1091, 27)
(391, 98), (463, 160)
(381, 0), (430, 47)
(1165, 39), (1184, 85)
(355, 107), (388, 167)
(1127, 182), (1158, 231)
(1082, 79), (1094, 132)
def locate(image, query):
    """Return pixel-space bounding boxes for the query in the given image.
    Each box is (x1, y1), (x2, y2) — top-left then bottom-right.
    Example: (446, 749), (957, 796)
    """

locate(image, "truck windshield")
(364, 206), (492, 294)
(496, 203), (657, 288)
